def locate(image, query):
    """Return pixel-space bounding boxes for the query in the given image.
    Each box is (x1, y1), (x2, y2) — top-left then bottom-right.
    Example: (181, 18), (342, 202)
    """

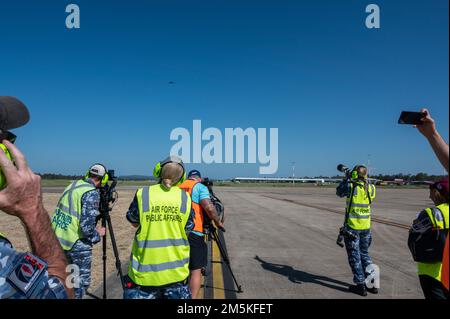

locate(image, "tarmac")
(89, 185), (428, 299)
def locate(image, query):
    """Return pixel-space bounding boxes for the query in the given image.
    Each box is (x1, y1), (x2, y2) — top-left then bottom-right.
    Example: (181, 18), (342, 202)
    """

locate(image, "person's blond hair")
(356, 166), (368, 179)
(160, 162), (183, 189)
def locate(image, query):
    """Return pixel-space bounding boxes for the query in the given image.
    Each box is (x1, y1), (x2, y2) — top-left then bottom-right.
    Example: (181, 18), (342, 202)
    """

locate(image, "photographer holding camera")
(0, 96), (71, 299)
(51, 164), (107, 299)
(179, 170), (224, 299)
(336, 165), (377, 296)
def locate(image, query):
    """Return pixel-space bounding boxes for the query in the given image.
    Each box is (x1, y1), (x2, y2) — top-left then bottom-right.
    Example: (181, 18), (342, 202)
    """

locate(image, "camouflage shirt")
(336, 180), (351, 198)
(73, 180), (101, 251)
(0, 238), (67, 299)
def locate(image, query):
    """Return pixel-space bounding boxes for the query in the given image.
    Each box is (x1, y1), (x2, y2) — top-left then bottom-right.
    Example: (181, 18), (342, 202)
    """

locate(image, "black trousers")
(419, 275), (449, 300)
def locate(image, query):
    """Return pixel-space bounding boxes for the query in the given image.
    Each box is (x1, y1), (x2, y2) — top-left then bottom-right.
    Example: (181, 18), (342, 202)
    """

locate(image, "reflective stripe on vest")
(179, 179), (204, 233)
(128, 184), (192, 287)
(346, 183), (376, 230)
(418, 203), (449, 283)
(51, 180), (96, 251)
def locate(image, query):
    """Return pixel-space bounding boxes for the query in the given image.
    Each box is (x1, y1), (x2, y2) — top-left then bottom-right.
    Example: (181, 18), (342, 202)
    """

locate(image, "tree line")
(38, 172), (446, 182)
(37, 173), (153, 181)
(329, 172), (446, 182)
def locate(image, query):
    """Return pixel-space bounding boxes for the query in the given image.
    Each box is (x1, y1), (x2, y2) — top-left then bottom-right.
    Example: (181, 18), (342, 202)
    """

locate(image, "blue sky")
(0, 0), (448, 178)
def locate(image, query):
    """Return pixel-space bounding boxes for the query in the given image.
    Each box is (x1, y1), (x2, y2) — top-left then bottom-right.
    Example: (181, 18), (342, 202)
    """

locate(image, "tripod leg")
(211, 230), (243, 293)
(105, 214), (126, 290)
(102, 218), (107, 299)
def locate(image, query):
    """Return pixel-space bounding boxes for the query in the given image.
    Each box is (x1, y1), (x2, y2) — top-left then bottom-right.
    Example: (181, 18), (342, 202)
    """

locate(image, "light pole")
(291, 162), (296, 185)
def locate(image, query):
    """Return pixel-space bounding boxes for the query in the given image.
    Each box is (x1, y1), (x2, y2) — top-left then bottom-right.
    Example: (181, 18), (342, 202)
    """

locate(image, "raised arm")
(0, 140), (73, 298)
(416, 108), (449, 173)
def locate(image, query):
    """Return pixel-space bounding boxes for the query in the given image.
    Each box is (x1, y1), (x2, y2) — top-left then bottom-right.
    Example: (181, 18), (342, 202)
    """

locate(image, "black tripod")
(205, 226), (243, 293)
(86, 178), (126, 299)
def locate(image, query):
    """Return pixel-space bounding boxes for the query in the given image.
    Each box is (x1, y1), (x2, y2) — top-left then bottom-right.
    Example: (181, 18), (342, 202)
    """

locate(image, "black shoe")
(365, 286), (378, 294)
(349, 284), (367, 297)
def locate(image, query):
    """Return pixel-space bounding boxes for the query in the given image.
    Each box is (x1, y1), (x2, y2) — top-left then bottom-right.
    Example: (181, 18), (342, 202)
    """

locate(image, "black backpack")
(408, 207), (448, 263)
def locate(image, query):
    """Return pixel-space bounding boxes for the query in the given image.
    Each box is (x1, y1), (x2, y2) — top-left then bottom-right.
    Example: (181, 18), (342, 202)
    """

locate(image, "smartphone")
(398, 111), (425, 125)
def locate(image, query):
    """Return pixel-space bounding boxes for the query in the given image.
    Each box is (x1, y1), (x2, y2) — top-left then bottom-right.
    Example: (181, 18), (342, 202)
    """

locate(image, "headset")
(85, 163), (110, 187)
(0, 144), (13, 190)
(153, 156), (186, 186)
(351, 165), (368, 181)
(0, 132), (17, 190)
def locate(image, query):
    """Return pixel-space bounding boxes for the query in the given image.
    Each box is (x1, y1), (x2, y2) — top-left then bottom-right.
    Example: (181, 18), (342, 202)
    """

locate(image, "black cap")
(188, 170), (202, 179)
(0, 96), (30, 130)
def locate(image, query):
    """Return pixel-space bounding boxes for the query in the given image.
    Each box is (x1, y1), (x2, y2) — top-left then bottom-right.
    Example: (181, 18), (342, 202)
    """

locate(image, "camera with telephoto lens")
(336, 164), (359, 247)
(201, 178), (224, 234)
(337, 164), (352, 179)
(97, 169), (118, 220)
(336, 226), (358, 247)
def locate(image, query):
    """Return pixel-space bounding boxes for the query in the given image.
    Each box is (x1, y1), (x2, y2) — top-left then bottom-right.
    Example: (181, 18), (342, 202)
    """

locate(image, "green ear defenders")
(0, 144), (13, 190)
(351, 165), (367, 180)
(153, 156), (186, 186)
(85, 163), (110, 187)
(0, 132), (18, 190)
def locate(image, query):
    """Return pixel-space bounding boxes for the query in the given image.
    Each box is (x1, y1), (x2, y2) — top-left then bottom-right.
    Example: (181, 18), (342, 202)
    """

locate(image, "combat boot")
(348, 284), (367, 296)
(365, 285), (378, 294)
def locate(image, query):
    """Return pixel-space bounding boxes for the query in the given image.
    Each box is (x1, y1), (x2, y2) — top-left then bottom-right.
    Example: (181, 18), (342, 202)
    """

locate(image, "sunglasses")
(0, 131), (17, 144)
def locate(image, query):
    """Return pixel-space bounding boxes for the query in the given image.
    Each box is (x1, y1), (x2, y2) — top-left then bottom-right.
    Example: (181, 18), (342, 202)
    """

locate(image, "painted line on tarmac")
(262, 195), (410, 229)
(203, 231), (238, 299)
(212, 238), (226, 299)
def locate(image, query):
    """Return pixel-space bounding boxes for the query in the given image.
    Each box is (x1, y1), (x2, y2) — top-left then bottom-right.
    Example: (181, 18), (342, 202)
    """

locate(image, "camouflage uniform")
(65, 179), (101, 299)
(124, 194), (195, 299)
(337, 181), (373, 285)
(344, 228), (373, 284)
(0, 237), (67, 299)
(123, 282), (191, 299)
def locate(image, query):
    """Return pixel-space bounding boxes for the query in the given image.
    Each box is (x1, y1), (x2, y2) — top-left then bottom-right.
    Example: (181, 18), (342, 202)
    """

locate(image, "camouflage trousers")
(65, 249), (93, 299)
(344, 228), (373, 285)
(123, 281), (191, 299)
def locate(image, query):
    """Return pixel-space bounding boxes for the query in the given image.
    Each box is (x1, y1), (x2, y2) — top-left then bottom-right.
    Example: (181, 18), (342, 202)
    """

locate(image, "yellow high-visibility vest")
(346, 182), (376, 230)
(128, 184), (192, 287)
(418, 203), (449, 283)
(51, 180), (96, 251)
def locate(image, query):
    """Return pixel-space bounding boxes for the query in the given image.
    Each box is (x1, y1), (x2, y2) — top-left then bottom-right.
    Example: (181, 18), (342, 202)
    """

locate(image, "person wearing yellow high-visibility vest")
(124, 156), (195, 299)
(414, 108), (449, 294)
(51, 164), (107, 299)
(410, 179), (449, 300)
(336, 165), (377, 296)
